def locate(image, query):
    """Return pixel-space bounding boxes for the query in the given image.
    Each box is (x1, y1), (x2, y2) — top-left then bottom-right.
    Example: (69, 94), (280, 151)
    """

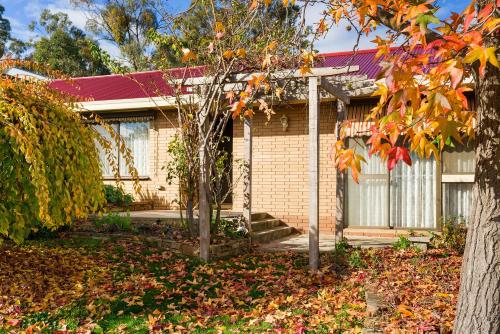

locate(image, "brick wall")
(109, 101), (373, 233)
(232, 102), (339, 233)
(104, 110), (180, 209)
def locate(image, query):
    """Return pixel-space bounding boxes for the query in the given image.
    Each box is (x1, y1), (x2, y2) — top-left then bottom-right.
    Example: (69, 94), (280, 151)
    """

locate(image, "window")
(346, 139), (437, 229)
(441, 146), (475, 222)
(94, 121), (150, 177)
(346, 139), (475, 229)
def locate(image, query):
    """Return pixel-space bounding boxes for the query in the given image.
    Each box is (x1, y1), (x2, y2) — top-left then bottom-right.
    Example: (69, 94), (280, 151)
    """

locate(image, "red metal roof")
(319, 48), (385, 80)
(49, 48), (385, 102)
(49, 67), (205, 102)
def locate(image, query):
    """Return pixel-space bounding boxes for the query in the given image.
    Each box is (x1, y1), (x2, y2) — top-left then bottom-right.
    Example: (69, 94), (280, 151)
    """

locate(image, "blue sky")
(3, 0), (472, 57)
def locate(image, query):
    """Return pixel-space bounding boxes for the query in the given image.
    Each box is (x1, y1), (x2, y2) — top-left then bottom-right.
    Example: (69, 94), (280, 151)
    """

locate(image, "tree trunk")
(453, 38), (500, 332)
(214, 205), (221, 233)
(198, 143), (211, 261)
(186, 195), (195, 237)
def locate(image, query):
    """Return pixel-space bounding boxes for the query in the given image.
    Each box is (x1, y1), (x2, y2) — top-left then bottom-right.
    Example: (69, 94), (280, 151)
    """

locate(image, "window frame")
(440, 145), (475, 223)
(96, 120), (151, 180)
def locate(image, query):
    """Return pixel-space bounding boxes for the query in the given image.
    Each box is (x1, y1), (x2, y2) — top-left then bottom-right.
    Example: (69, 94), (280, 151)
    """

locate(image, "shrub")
(393, 236), (412, 250)
(331, 238), (350, 270)
(103, 185), (133, 207)
(334, 239), (350, 253)
(27, 222), (68, 240)
(348, 249), (366, 269)
(94, 212), (134, 232)
(431, 216), (467, 254)
(215, 217), (248, 239)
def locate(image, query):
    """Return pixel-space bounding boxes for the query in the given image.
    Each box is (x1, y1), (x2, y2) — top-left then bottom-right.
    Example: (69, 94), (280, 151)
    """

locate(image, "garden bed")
(106, 200), (155, 212)
(71, 217), (251, 259)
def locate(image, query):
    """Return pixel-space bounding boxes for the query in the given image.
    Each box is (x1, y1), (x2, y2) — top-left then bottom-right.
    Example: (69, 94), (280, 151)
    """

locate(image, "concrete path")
(257, 234), (397, 252)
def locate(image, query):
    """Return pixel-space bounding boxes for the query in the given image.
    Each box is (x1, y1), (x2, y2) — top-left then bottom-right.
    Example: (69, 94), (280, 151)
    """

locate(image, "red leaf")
(387, 147), (412, 171)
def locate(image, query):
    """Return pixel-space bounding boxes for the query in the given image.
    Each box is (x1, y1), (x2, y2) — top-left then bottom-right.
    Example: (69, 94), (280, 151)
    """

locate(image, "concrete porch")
(257, 234), (399, 252)
(94, 210), (434, 251)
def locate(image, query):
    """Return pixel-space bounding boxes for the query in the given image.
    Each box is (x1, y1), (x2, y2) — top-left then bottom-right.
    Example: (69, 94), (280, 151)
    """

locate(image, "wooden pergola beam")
(319, 78), (350, 105)
(181, 66), (360, 86)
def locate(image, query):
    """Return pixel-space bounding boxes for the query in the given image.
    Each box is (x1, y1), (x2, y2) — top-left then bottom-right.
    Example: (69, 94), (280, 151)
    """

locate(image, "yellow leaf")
(299, 65), (312, 76)
(236, 48), (247, 58)
(181, 48), (196, 63)
(223, 50), (235, 59)
(266, 41), (278, 51)
(484, 18), (500, 32)
(485, 47), (499, 68)
(397, 305), (413, 317)
(215, 21), (225, 33)
(463, 47), (483, 64)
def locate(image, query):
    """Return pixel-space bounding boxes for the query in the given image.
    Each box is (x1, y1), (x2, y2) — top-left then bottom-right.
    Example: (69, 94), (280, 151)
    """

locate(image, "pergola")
(188, 66), (377, 270)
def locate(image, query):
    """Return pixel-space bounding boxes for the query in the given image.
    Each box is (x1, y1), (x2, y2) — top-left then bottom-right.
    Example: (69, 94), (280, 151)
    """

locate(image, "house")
(4, 67), (47, 81)
(49, 48), (475, 237)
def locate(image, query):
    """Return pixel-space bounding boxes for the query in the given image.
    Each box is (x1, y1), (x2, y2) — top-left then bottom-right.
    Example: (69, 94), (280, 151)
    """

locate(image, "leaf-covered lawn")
(0, 237), (461, 333)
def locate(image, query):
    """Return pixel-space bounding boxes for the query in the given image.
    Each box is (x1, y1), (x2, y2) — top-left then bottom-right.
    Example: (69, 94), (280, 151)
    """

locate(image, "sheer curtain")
(390, 154), (436, 228)
(442, 147), (475, 222)
(94, 124), (119, 177)
(443, 183), (473, 220)
(347, 142), (388, 227)
(119, 122), (150, 176)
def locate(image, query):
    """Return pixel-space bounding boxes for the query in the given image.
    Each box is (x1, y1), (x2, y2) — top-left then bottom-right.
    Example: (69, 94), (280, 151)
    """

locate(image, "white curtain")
(390, 154), (436, 228)
(442, 183), (473, 221)
(119, 122), (150, 176)
(442, 148), (475, 223)
(347, 143), (388, 227)
(94, 124), (119, 177)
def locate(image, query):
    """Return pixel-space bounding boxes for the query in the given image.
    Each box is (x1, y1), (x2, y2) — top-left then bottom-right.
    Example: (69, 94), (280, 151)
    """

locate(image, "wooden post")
(243, 117), (253, 237)
(335, 99), (347, 242)
(308, 76), (320, 271)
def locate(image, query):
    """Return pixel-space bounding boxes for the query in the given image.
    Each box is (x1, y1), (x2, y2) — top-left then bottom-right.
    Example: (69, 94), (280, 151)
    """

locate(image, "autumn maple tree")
(302, 0), (499, 332)
(142, 0), (309, 260)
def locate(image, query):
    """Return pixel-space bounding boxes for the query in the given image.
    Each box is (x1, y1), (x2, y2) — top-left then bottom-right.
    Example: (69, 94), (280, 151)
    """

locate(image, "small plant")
(331, 238), (350, 270)
(334, 238), (350, 254)
(215, 217), (248, 239)
(393, 236), (412, 250)
(103, 185), (133, 207)
(94, 212), (135, 232)
(348, 249), (366, 269)
(431, 216), (467, 254)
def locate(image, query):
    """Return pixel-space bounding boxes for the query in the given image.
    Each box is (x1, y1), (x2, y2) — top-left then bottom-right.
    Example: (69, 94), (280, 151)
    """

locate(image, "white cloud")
(45, 0), (90, 30)
(99, 40), (122, 59)
(20, 0), (90, 31)
(304, 3), (380, 53)
(5, 15), (36, 41)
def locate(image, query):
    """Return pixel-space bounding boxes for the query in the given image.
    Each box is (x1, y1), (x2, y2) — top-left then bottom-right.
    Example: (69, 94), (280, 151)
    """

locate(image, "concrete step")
(250, 219), (282, 232)
(251, 226), (295, 244)
(251, 212), (271, 221)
